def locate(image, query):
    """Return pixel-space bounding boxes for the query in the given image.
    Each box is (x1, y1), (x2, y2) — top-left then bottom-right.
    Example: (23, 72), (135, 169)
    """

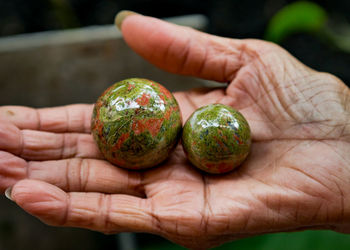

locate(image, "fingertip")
(0, 122), (22, 154)
(5, 186), (13, 200)
(12, 180), (67, 224)
(114, 10), (140, 31)
(119, 13), (191, 74)
(12, 179), (66, 204)
(0, 151), (27, 192)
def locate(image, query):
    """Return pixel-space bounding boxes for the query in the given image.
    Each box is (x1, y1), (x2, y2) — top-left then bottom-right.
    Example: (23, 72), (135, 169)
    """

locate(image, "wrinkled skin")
(0, 14), (350, 249)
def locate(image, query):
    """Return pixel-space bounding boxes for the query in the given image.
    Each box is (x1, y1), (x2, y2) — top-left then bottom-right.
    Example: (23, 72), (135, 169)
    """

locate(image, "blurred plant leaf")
(265, 1), (328, 43)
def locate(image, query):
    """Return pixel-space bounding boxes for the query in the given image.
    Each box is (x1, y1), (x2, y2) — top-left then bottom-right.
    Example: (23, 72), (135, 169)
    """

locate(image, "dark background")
(0, 0), (349, 86)
(0, 0), (350, 250)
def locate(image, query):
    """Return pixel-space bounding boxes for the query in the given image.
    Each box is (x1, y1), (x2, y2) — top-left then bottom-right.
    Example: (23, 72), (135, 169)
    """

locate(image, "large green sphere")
(91, 78), (182, 169)
(182, 104), (251, 174)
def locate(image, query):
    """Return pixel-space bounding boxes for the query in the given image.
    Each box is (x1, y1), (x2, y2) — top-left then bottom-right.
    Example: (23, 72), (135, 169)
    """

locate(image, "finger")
(11, 180), (157, 234)
(0, 151), (144, 196)
(0, 122), (102, 160)
(0, 104), (93, 133)
(27, 158), (145, 196)
(0, 151), (27, 192)
(119, 13), (251, 82)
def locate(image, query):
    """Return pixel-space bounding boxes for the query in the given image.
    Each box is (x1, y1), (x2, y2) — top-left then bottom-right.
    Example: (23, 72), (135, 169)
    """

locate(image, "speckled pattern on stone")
(91, 78), (182, 169)
(182, 104), (251, 174)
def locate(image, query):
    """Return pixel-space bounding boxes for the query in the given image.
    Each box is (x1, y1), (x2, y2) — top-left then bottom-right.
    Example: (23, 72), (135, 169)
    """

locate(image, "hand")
(1, 13), (350, 249)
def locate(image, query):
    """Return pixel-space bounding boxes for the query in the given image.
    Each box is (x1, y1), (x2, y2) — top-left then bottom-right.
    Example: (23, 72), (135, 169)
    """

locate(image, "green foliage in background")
(265, 1), (328, 43)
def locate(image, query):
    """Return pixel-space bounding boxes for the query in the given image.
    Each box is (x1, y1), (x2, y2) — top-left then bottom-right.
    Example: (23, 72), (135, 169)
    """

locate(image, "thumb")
(116, 11), (248, 82)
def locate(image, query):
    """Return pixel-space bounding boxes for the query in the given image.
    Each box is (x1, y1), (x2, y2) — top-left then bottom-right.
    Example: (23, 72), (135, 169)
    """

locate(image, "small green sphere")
(182, 104), (251, 174)
(91, 78), (182, 169)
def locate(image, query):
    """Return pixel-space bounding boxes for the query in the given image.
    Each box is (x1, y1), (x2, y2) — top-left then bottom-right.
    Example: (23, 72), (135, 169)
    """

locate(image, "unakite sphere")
(91, 78), (182, 169)
(182, 104), (251, 174)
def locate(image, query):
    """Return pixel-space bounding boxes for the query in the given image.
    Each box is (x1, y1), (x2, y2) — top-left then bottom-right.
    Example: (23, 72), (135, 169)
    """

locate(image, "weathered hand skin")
(182, 104), (251, 174)
(91, 78), (182, 169)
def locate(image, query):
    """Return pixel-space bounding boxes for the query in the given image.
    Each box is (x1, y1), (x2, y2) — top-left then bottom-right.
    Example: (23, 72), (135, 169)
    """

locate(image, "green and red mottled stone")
(91, 78), (182, 169)
(182, 104), (251, 174)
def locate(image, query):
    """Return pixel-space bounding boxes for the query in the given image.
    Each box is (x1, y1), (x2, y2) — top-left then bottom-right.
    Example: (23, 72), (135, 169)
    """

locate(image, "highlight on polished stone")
(91, 78), (182, 170)
(182, 104), (251, 174)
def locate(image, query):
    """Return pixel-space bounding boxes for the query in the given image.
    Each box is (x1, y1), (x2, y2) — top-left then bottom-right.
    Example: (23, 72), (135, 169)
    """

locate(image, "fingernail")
(5, 186), (13, 201)
(115, 10), (139, 30)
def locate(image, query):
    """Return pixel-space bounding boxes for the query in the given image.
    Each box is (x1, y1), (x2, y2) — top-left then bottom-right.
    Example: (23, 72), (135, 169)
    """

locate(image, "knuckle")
(79, 159), (90, 191)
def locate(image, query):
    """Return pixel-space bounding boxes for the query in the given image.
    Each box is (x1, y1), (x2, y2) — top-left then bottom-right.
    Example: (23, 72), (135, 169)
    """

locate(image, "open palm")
(1, 13), (350, 249)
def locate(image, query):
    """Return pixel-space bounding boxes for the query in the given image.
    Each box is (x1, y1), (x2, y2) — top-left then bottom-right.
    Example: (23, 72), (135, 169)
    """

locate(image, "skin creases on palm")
(161, 48), (350, 246)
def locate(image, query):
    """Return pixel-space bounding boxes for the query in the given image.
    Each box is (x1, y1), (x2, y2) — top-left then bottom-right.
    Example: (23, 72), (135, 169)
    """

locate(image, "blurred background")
(0, 0), (350, 249)
(0, 0), (349, 84)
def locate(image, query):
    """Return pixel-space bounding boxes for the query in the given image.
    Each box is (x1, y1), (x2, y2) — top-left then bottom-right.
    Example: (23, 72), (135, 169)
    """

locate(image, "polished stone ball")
(91, 78), (182, 169)
(182, 104), (251, 174)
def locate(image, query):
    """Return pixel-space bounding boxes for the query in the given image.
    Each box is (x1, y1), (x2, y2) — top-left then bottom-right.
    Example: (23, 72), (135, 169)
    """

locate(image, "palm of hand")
(146, 45), (350, 247)
(1, 14), (350, 249)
